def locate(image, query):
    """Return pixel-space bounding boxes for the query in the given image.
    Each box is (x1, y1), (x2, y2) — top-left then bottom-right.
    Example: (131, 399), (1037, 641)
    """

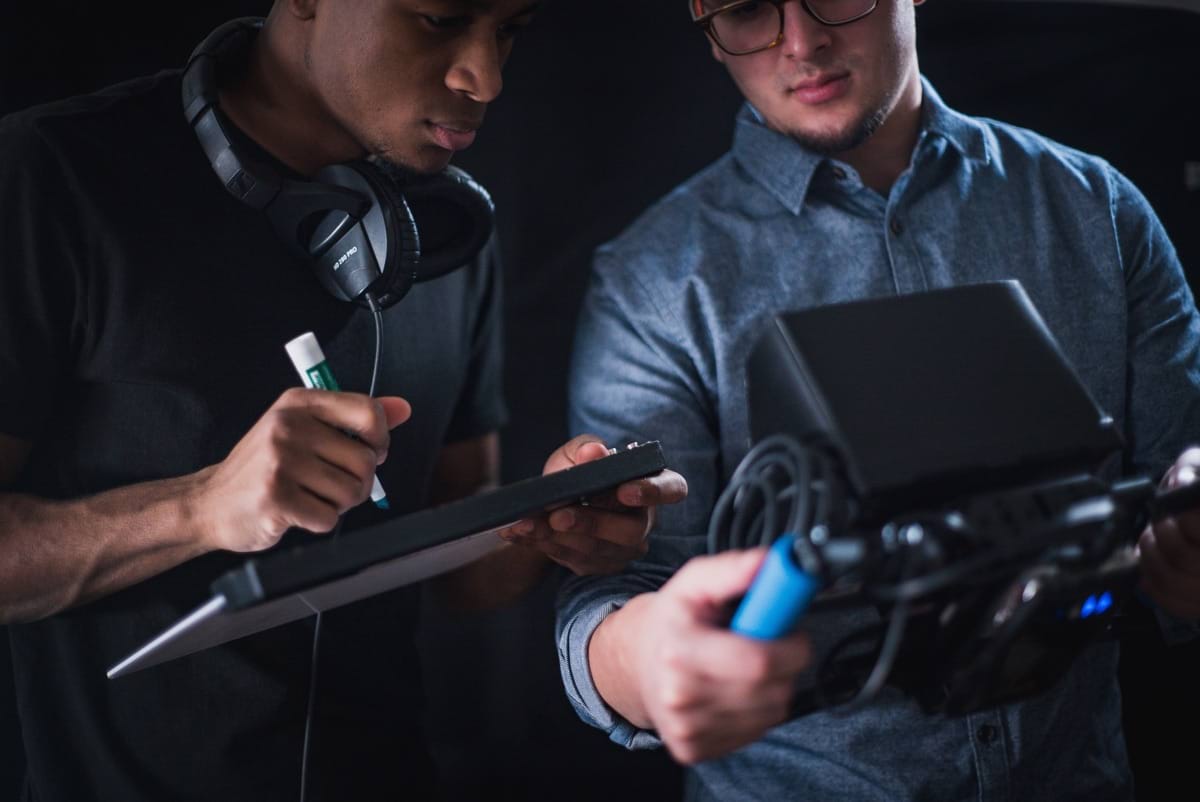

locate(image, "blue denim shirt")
(557, 81), (1200, 801)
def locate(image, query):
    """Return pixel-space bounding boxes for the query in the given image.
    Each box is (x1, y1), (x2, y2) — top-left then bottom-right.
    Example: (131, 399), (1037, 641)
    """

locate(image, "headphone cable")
(366, 293), (384, 397)
(299, 292), (386, 802)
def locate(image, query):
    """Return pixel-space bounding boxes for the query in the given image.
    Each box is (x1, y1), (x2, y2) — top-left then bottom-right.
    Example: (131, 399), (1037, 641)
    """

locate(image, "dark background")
(2, 1), (1198, 799)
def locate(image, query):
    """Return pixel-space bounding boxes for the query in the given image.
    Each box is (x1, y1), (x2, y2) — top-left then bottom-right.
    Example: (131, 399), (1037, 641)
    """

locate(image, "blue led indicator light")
(1081, 596), (1098, 618)
(1096, 592), (1113, 615)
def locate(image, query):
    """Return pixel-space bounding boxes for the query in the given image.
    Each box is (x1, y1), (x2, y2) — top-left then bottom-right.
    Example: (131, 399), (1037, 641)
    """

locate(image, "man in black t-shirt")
(0, 3), (686, 800)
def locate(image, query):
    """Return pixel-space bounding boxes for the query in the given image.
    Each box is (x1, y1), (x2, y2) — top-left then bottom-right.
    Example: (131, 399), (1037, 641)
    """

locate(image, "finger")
(498, 516), (554, 543)
(497, 519), (534, 539)
(296, 453), (373, 512)
(1156, 453), (1200, 545)
(688, 628), (812, 684)
(695, 724), (779, 762)
(550, 506), (650, 548)
(1139, 551), (1200, 619)
(1142, 524), (1200, 579)
(700, 692), (795, 744)
(1167, 447), (1200, 482)
(285, 388), (391, 453)
(662, 702), (789, 765)
(377, 396), (412, 429)
(536, 527), (646, 565)
(563, 434), (609, 463)
(533, 539), (624, 576)
(667, 549), (771, 607)
(293, 419), (380, 488)
(1138, 531), (1200, 618)
(615, 469), (689, 508)
(1167, 509), (1200, 550)
(278, 482), (341, 534)
(543, 434), (608, 474)
(658, 671), (796, 721)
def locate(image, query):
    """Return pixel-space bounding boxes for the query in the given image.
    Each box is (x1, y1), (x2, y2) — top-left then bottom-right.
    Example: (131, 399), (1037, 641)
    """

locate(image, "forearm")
(0, 469), (214, 623)
(588, 593), (655, 729)
(430, 540), (550, 611)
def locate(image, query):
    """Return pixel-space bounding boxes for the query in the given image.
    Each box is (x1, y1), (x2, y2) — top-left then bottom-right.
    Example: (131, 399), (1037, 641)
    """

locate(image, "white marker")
(285, 332), (389, 510)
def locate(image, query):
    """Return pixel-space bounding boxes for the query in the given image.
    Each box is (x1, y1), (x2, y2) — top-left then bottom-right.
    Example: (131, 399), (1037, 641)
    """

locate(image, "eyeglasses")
(689, 0), (879, 56)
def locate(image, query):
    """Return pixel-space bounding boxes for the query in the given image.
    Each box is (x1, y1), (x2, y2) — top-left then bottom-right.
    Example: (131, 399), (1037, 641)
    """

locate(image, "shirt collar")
(731, 77), (993, 214)
(731, 103), (823, 216)
(919, 78), (992, 166)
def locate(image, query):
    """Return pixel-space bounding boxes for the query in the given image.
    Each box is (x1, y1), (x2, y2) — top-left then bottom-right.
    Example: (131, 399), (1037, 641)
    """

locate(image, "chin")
(786, 111), (882, 156)
(371, 148), (451, 177)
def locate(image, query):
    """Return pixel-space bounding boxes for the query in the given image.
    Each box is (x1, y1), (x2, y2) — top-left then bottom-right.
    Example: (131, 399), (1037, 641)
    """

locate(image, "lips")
(788, 73), (850, 105)
(428, 121), (479, 152)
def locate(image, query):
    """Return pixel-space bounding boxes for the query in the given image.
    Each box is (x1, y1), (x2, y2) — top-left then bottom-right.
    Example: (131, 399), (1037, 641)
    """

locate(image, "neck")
(837, 70), (924, 196)
(219, 17), (362, 175)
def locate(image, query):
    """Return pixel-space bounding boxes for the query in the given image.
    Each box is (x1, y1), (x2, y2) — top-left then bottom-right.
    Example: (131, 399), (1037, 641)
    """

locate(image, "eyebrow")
(700, 0), (746, 13)
(503, 1), (541, 18)
(453, 0), (541, 16)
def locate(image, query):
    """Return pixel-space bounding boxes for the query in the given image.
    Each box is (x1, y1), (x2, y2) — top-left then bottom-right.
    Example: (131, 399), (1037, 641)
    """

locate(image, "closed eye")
(421, 14), (470, 31)
(498, 16), (535, 41)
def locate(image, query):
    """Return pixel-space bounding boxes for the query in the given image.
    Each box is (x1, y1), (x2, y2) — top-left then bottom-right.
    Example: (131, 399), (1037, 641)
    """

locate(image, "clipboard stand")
(108, 441), (667, 679)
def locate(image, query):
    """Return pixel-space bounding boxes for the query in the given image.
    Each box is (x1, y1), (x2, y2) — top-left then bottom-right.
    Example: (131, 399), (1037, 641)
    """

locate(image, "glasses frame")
(690, 0), (880, 56)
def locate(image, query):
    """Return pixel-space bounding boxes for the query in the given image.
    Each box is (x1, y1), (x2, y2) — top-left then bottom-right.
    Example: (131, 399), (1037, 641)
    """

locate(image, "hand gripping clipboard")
(108, 441), (667, 679)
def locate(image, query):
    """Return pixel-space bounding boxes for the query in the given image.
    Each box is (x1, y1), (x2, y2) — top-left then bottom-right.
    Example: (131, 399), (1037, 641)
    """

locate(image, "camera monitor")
(747, 280), (1124, 522)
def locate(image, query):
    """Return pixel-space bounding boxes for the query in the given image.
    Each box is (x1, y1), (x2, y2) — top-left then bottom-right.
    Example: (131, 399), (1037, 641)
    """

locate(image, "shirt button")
(890, 218), (904, 236)
(976, 724), (999, 744)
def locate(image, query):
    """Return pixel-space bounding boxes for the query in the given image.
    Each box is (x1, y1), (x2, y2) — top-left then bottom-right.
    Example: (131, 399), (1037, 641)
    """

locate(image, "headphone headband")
(181, 17), (495, 309)
(182, 18), (283, 209)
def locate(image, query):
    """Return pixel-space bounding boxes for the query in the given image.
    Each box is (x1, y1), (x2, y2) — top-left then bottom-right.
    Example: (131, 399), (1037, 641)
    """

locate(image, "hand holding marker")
(285, 332), (390, 510)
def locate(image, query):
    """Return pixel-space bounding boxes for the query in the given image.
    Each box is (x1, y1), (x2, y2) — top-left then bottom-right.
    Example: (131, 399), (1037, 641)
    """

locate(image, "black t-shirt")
(0, 70), (506, 802)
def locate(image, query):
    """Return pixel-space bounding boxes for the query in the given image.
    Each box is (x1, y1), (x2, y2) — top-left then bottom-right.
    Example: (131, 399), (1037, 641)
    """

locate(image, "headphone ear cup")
(321, 161), (420, 309)
(374, 164), (496, 283)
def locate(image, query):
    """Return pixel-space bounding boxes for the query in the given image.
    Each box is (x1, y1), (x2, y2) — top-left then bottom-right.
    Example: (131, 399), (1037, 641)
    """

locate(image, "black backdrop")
(1, 1), (1198, 800)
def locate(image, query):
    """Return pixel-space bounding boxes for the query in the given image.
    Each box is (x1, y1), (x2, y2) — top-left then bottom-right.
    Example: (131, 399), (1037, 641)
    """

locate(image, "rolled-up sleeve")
(1115, 164), (1200, 478)
(1112, 165), (1200, 639)
(556, 243), (722, 748)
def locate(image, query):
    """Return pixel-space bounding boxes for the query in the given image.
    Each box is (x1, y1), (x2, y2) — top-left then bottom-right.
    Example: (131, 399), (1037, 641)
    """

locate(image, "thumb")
(543, 433), (610, 475)
(667, 548), (770, 608)
(376, 396), (412, 429)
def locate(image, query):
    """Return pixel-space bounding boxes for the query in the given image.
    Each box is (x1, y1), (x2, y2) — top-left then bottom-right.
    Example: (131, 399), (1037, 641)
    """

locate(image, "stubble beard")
(788, 101), (889, 156)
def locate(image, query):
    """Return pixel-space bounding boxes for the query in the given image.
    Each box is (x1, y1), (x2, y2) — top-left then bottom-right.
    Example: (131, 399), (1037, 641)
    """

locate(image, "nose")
(780, 1), (833, 60)
(445, 33), (504, 104)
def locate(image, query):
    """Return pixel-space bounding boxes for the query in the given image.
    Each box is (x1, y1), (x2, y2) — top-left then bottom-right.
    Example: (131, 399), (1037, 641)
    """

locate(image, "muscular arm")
(0, 390), (408, 625)
(0, 431), (214, 624)
(427, 432), (551, 611)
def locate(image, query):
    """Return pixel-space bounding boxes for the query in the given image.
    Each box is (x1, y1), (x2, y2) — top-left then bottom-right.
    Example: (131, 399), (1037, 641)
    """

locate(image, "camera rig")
(712, 282), (1200, 716)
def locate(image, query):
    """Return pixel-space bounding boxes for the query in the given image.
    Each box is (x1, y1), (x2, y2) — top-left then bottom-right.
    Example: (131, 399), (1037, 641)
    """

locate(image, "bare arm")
(0, 431), (218, 623)
(0, 389), (410, 624)
(427, 432), (551, 611)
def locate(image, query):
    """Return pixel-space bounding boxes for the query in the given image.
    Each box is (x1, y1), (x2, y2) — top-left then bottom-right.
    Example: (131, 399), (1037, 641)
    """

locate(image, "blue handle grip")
(731, 536), (820, 640)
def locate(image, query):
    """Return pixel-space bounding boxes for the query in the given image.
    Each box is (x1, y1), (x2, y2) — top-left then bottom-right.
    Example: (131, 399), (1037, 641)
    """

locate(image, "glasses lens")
(806, 0), (877, 24)
(710, 2), (782, 54)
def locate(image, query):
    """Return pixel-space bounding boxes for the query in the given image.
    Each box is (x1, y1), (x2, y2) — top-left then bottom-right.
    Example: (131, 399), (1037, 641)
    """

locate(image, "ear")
(709, 36), (727, 65)
(286, 0), (318, 20)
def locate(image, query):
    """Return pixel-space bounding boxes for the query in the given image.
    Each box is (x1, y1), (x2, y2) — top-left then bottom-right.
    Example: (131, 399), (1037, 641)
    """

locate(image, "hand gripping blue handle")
(731, 536), (820, 640)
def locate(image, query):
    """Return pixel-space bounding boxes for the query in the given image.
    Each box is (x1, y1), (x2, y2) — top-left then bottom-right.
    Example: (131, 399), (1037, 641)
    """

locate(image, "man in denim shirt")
(553, 1), (1200, 799)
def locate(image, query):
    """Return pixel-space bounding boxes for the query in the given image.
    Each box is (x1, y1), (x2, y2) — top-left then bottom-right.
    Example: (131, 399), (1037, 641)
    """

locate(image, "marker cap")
(285, 332), (326, 374)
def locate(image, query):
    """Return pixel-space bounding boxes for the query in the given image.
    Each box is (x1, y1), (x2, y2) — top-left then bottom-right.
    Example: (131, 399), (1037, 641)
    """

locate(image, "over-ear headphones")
(181, 17), (495, 309)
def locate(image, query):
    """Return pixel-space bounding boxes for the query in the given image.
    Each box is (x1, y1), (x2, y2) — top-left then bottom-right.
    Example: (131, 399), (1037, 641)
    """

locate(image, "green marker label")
(305, 363), (341, 392)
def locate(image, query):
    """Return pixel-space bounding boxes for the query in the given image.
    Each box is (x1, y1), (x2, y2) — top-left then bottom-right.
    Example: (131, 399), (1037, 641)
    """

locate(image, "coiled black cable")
(707, 434), (840, 579)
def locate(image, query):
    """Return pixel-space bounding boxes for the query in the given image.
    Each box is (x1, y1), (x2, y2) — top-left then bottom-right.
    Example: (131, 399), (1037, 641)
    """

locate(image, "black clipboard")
(108, 441), (666, 679)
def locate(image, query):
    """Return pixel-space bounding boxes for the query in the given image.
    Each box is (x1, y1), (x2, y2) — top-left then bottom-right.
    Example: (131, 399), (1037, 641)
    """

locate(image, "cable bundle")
(706, 434), (842, 576)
